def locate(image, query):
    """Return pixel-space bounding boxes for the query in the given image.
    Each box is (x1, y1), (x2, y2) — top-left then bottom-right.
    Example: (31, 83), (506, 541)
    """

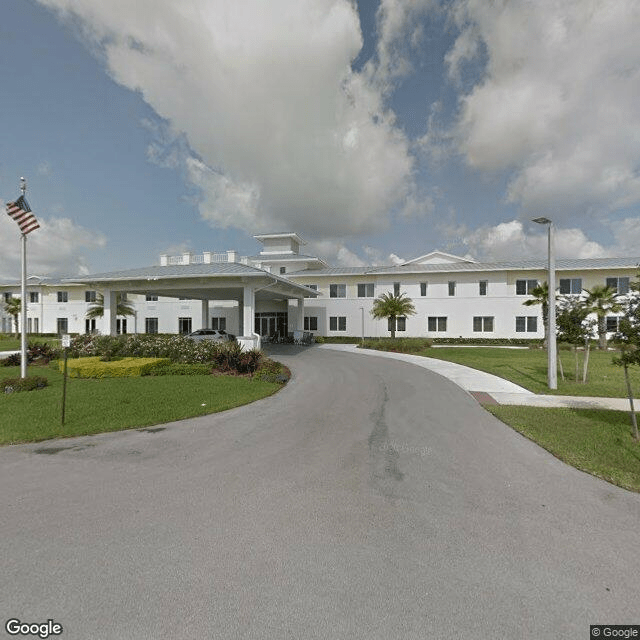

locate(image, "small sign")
(61, 334), (71, 348)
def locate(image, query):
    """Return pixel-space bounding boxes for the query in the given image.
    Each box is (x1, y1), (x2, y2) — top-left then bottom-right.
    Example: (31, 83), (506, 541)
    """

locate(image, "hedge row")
(59, 357), (171, 378)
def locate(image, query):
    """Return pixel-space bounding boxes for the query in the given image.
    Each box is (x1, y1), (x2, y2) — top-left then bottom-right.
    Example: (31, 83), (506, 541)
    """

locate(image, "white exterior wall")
(1, 262), (637, 340)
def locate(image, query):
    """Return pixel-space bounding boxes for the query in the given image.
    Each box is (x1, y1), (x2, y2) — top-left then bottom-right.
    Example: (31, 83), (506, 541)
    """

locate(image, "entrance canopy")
(64, 262), (318, 338)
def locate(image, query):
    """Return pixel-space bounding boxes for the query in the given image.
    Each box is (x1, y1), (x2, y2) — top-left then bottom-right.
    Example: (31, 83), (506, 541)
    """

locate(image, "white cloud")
(367, 0), (436, 90)
(38, 0), (416, 239)
(438, 0), (640, 216)
(0, 216), (107, 280)
(455, 220), (609, 262)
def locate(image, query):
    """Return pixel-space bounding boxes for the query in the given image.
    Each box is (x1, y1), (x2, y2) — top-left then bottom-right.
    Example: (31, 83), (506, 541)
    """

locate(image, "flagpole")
(20, 178), (28, 379)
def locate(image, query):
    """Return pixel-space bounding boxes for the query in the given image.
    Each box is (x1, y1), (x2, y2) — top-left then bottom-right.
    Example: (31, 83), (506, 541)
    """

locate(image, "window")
(116, 319), (127, 335)
(29, 292), (39, 303)
(211, 317), (226, 330)
(57, 291), (68, 303)
(516, 316), (538, 332)
(606, 316), (621, 333)
(516, 279), (538, 295)
(146, 294), (158, 301)
(479, 281), (488, 296)
(329, 316), (347, 331)
(559, 278), (582, 294)
(280, 266), (286, 274)
(3, 293), (12, 302)
(85, 290), (97, 303)
(606, 277), (630, 294)
(145, 318), (159, 334)
(395, 317), (406, 332)
(329, 284), (346, 298)
(27, 318), (39, 334)
(304, 316), (318, 331)
(357, 283), (375, 298)
(393, 282), (401, 296)
(178, 317), (192, 334)
(304, 284), (318, 298)
(473, 316), (494, 332)
(56, 318), (68, 334)
(420, 282), (427, 297)
(85, 318), (96, 334)
(448, 281), (456, 296)
(428, 316), (447, 332)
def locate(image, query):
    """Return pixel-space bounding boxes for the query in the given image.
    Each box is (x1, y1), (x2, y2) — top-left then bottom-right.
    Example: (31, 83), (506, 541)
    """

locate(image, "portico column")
(103, 289), (117, 336)
(243, 286), (255, 337)
(201, 300), (209, 330)
(297, 296), (305, 331)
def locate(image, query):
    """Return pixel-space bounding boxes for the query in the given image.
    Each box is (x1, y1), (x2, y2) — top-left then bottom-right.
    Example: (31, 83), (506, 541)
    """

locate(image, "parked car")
(187, 329), (236, 342)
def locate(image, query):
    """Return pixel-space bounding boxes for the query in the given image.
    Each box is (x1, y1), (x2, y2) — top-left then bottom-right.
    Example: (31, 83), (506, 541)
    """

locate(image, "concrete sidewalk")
(320, 343), (633, 411)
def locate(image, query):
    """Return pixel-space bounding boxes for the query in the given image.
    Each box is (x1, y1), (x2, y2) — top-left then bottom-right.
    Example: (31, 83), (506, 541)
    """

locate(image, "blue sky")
(1, 0), (639, 278)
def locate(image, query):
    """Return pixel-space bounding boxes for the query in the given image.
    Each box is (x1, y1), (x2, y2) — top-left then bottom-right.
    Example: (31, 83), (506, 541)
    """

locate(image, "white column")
(243, 286), (254, 338)
(103, 289), (117, 336)
(297, 296), (305, 331)
(201, 300), (209, 329)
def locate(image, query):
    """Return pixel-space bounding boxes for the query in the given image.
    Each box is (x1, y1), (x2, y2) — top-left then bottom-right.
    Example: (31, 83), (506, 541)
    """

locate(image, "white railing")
(160, 251), (242, 266)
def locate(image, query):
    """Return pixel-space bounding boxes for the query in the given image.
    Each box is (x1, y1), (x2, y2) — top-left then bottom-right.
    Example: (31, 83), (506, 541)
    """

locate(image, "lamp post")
(532, 217), (557, 390)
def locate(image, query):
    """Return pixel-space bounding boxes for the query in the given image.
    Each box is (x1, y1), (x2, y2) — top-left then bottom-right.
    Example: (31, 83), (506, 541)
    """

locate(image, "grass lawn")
(0, 365), (280, 445)
(0, 336), (60, 351)
(487, 405), (640, 492)
(365, 343), (640, 397)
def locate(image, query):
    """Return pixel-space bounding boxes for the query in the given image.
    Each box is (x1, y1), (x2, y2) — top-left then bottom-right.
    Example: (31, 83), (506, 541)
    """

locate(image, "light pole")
(532, 217), (557, 390)
(360, 307), (364, 347)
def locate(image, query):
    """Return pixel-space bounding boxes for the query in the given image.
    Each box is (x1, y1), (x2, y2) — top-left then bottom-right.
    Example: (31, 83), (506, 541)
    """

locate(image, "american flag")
(6, 195), (40, 235)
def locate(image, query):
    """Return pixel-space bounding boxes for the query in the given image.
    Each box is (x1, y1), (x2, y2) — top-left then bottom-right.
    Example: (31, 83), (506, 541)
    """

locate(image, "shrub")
(2, 353), (21, 367)
(60, 356), (171, 378)
(146, 362), (212, 376)
(2, 375), (48, 393)
(28, 341), (59, 364)
(255, 358), (289, 383)
(65, 334), (265, 375)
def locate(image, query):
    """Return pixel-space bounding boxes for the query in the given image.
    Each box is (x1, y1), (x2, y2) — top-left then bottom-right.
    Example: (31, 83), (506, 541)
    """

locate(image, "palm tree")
(85, 293), (136, 320)
(3, 296), (21, 337)
(371, 291), (416, 339)
(582, 285), (624, 349)
(522, 282), (550, 346)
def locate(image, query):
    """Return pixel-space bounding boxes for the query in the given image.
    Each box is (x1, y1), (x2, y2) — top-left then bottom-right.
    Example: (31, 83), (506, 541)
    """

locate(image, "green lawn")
(365, 343), (640, 397)
(0, 365), (280, 445)
(0, 335), (60, 351)
(487, 405), (640, 492)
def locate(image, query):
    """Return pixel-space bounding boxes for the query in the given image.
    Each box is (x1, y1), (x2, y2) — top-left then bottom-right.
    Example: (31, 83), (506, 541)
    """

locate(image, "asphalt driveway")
(1, 346), (638, 639)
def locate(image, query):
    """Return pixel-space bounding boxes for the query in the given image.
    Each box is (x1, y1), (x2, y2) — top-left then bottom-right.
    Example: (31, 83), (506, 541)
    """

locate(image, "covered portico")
(64, 262), (317, 345)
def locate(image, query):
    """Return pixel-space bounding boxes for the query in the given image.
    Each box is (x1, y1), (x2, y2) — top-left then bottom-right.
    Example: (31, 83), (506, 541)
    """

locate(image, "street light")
(532, 217), (557, 389)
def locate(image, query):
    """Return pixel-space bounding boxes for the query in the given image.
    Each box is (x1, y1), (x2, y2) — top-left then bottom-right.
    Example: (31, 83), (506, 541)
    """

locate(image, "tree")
(612, 271), (640, 442)
(556, 296), (596, 383)
(522, 282), (550, 346)
(3, 296), (21, 337)
(85, 293), (135, 320)
(582, 285), (624, 350)
(371, 291), (416, 339)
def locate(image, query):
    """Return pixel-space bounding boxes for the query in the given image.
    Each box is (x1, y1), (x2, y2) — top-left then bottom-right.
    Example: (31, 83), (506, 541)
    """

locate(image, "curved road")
(1, 346), (639, 639)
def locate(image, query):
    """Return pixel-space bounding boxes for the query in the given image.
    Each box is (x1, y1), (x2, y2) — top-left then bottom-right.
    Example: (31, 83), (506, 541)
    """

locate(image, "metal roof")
(291, 256), (640, 277)
(62, 262), (269, 282)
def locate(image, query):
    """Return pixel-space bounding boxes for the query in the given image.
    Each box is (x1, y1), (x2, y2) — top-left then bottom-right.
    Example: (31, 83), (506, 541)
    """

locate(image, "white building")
(1, 231), (638, 341)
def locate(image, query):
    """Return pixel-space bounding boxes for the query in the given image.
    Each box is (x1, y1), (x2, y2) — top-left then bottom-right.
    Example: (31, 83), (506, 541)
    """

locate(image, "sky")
(1, 0), (639, 279)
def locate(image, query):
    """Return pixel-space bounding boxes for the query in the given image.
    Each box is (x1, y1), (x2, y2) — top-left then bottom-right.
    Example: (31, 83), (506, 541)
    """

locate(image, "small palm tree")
(371, 291), (416, 339)
(85, 293), (136, 320)
(3, 296), (21, 337)
(582, 285), (624, 349)
(522, 282), (550, 346)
